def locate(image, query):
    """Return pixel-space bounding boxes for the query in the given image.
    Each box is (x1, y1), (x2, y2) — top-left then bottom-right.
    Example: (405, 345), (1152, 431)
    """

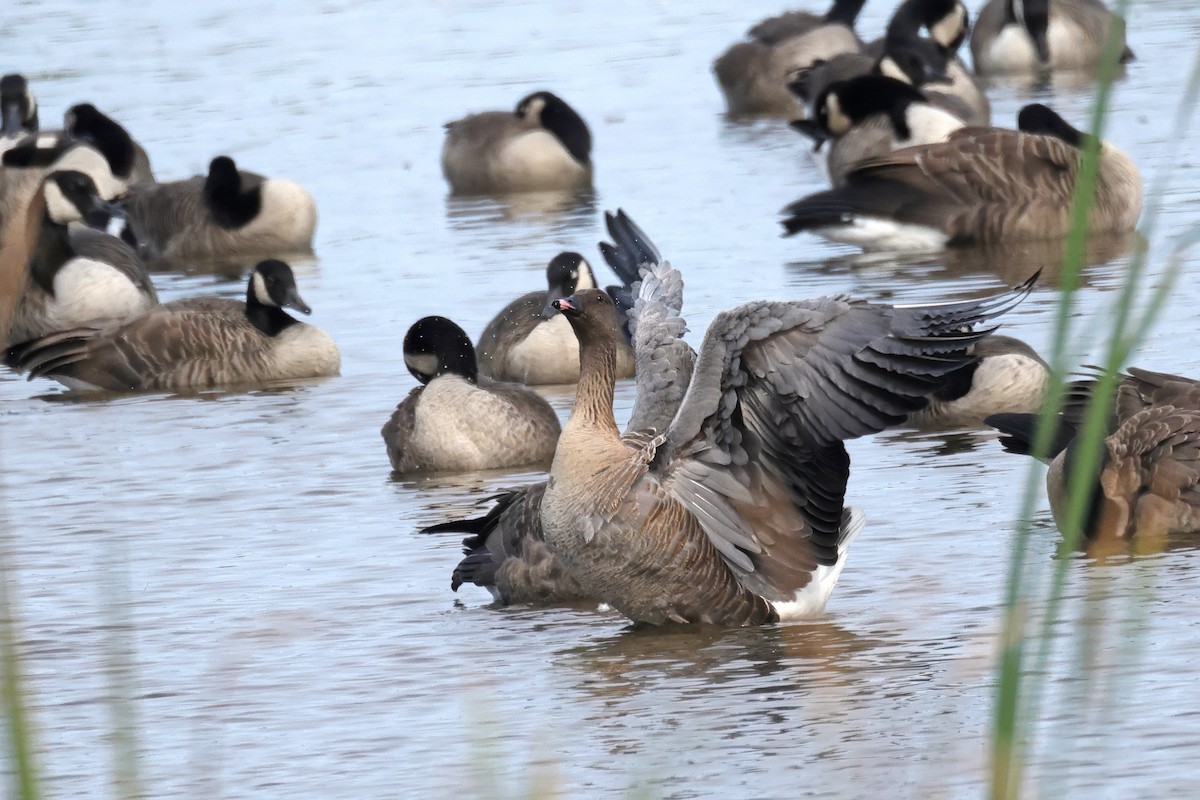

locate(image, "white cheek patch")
(403, 352), (440, 379)
(36, 134), (57, 149)
(930, 9), (965, 49)
(825, 94), (852, 136)
(251, 271), (274, 306)
(523, 96), (546, 122)
(576, 258), (597, 290)
(878, 57), (910, 84)
(42, 181), (79, 223)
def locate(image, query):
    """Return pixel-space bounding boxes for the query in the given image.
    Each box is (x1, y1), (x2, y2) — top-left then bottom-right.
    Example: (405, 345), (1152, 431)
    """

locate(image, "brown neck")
(0, 187), (41, 343)
(568, 321), (620, 437)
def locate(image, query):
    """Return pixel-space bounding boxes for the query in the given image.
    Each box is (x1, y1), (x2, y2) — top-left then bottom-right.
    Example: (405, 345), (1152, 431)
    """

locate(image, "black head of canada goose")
(713, 0), (867, 118)
(63, 103), (155, 185)
(380, 315), (561, 474)
(873, 0), (990, 125)
(119, 155), (318, 265)
(971, 0), (1134, 75)
(534, 212), (1037, 625)
(476, 250), (638, 385)
(7, 259), (338, 393)
(793, 75), (967, 187)
(441, 91), (593, 194)
(425, 210), (693, 605)
(987, 368), (1200, 544)
(2, 169), (155, 348)
(0, 74), (38, 140)
(781, 103), (1142, 251)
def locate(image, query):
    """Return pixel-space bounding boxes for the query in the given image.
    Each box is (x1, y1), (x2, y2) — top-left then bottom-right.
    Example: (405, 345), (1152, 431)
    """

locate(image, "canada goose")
(381, 316), (561, 474)
(793, 76), (967, 187)
(7, 259), (337, 392)
(0, 103), (152, 232)
(908, 335), (1049, 429)
(971, 0), (1134, 75)
(536, 217), (1034, 625)
(868, 0), (990, 125)
(0, 74), (38, 147)
(713, 0), (866, 118)
(476, 251), (637, 385)
(119, 155), (318, 265)
(425, 211), (694, 604)
(3, 170), (155, 347)
(987, 368), (1200, 542)
(781, 104), (1142, 251)
(441, 91), (592, 195)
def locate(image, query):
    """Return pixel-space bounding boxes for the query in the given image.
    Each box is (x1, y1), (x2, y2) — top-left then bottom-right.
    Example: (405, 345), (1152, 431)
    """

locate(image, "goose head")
(63, 103), (137, 181)
(403, 316), (478, 385)
(1017, 104), (1093, 149)
(886, 0), (969, 55)
(0, 73), (38, 137)
(876, 39), (952, 87)
(515, 90), (592, 165)
(799, 75), (931, 150)
(540, 252), (597, 319)
(204, 155), (265, 229)
(40, 169), (128, 234)
(249, 259), (310, 314)
(551, 288), (620, 346)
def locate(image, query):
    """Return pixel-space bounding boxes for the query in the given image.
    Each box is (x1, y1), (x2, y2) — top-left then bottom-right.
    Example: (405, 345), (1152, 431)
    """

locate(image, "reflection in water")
(444, 189), (598, 232)
(979, 65), (1132, 97)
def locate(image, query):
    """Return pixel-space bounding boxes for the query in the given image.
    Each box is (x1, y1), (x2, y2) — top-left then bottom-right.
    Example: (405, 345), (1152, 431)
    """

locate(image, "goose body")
(971, 0), (1134, 75)
(121, 156), (317, 265)
(908, 335), (1049, 429)
(714, 0), (866, 118)
(988, 369), (1200, 542)
(782, 104), (1142, 251)
(4, 170), (155, 347)
(477, 251), (636, 385)
(442, 91), (592, 194)
(382, 316), (560, 474)
(8, 260), (337, 392)
(536, 215), (1034, 626)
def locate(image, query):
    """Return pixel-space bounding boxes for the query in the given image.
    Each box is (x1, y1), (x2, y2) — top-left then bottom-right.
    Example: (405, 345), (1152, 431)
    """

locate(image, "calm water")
(3, 1), (1200, 797)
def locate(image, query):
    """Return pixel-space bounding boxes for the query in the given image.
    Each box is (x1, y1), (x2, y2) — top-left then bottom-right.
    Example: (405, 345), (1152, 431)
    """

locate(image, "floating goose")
(2, 170), (154, 347)
(441, 91), (592, 194)
(781, 104), (1142, 251)
(426, 211), (693, 604)
(7, 259), (337, 392)
(988, 368), (1200, 542)
(476, 251), (637, 385)
(120, 155), (318, 265)
(381, 316), (562, 474)
(530, 214), (1035, 625)
(714, 0), (866, 118)
(909, 334), (1049, 429)
(971, 0), (1134, 75)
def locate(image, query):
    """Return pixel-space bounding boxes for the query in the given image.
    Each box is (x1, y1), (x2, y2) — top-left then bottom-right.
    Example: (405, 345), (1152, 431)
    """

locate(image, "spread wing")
(598, 210), (697, 435)
(657, 277), (1035, 600)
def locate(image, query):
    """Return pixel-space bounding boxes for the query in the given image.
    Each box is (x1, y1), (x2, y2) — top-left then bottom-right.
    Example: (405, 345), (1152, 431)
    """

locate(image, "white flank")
(505, 314), (581, 384)
(902, 104), (967, 145)
(248, 178), (318, 248)
(495, 130), (587, 191)
(812, 218), (949, 253)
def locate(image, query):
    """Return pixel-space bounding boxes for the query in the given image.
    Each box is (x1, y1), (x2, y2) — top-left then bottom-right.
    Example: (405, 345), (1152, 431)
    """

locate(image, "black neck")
(244, 287), (298, 337)
(825, 0), (867, 26)
(540, 101), (592, 165)
(205, 171), (262, 229)
(30, 213), (74, 296)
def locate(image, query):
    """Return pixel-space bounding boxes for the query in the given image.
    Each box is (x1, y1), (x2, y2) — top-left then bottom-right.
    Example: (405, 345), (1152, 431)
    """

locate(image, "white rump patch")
(247, 178), (318, 249)
(772, 509), (866, 621)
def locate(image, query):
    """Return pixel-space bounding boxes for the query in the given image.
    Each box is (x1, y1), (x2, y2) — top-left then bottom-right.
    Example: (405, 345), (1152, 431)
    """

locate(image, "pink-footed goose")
(426, 211), (691, 603)
(989, 368), (1200, 542)
(444, 217), (1037, 626)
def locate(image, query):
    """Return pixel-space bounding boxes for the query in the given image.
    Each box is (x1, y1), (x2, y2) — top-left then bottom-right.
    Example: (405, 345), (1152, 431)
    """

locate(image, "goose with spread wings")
(536, 224), (1035, 626)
